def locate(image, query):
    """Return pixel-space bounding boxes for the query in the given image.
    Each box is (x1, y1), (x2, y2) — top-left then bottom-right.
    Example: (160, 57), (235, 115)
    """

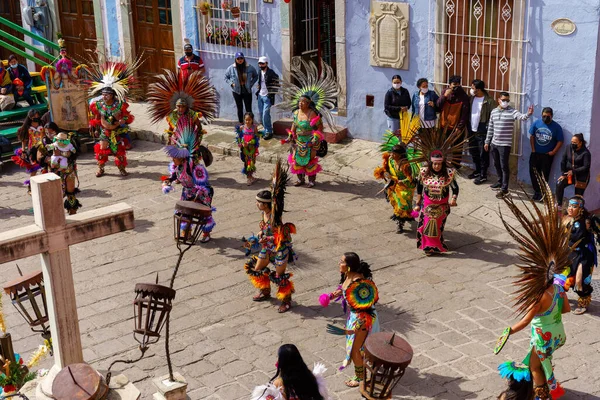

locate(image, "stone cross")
(0, 173), (134, 393)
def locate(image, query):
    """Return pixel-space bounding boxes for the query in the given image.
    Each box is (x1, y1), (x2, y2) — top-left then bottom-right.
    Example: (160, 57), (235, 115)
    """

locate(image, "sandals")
(200, 234), (211, 243)
(119, 168), (129, 177)
(306, 181), (315, 188)
(294, 180), (305, 187)
(96, 168), (105, 177)
(247, 177), (258, 186)
(278, 302), (291, 313)
(253, 292), (271, 302)
(572, 307), (587, 315)
(345, 378), (360, 388)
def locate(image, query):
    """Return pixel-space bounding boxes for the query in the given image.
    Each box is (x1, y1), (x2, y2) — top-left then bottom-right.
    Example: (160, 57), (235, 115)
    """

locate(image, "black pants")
(556, 177), (586, 206)
(529, 152), (554, 196)
(233, 90), (252, 123)
(469, 133), (489, 177)
(491, 144), (511, 192)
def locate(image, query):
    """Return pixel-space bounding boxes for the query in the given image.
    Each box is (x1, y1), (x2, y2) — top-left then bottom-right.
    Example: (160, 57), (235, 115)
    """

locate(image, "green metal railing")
(0, 16), (59, 66)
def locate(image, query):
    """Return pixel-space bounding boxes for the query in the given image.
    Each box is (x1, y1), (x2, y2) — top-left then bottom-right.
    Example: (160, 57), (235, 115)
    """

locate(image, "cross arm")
(65, 203), (135, 246)
(0, 224), (47, 264)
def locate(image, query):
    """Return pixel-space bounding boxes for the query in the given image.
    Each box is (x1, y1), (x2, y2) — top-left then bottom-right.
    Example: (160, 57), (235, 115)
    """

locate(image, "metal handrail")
(0, 39), (50, 67)
(0, 30), (55, 61)
(0, 16), (59, 51)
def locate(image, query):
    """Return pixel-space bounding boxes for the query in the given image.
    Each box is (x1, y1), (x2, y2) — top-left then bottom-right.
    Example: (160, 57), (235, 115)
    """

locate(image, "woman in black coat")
(556, 133), (591, 209)
(383, 74), (411, 133)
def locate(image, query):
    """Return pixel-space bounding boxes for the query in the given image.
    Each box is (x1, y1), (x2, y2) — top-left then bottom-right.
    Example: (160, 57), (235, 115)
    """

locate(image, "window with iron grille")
(195, 0), (259, 58)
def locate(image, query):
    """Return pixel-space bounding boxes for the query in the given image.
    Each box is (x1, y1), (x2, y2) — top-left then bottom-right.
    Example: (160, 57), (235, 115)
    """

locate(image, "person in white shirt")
(256, 56), (279, 140)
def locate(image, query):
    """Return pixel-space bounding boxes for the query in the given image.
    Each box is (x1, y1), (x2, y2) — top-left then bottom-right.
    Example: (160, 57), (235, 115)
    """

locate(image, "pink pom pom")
(411, 210), (420, 219)
(319, 293), (331, 307)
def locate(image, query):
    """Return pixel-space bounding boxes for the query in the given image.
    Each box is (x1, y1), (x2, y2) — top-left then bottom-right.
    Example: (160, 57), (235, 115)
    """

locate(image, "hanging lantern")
(3, 271), (50, 339)
(173, 200), (212, 245)
(360, 332), (413, 400)
(133, 283), (176, 350)
(52, 363), (108, 400)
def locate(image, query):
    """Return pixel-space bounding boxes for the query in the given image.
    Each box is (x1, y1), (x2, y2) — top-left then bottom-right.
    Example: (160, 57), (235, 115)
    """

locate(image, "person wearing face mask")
(411, 78), (439, 129)
(484, 92), (534, 198)
(556, 133), (591, 210)
(177, 42), (205, 80)
(468, 79), (495, 183)
(225, 52), (258, 124)
(7, 54), (34, 106)
(436, 75), (470, 132)
(0, 63), (15, 111)
(256, 56), (279, 140)
(528, 107), (563, 201)
(384, 75), (411, 133)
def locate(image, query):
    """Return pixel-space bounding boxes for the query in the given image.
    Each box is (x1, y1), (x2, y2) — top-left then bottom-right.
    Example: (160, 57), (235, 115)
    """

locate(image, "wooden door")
(293, 0), (336, 73)
(0, 0), (23, 60)
(58, 0), (97, 59)
(132, 0), (175, 81)
(317, 0), (336, 75)
(445, 0), (514, 96)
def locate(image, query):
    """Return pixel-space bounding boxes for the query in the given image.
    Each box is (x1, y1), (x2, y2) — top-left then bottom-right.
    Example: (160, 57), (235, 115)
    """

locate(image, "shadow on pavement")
(445, 230), (518, 265)
(78, 188), (113, 198)
(398, 371), (480, 399)
(565, 389), (600, 399)
(133, 218), (155, 233)
(0, 206), (33, 220)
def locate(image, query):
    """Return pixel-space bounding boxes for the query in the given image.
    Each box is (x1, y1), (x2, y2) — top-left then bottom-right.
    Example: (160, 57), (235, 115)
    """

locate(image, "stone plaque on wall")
(369, 1), (409, 70)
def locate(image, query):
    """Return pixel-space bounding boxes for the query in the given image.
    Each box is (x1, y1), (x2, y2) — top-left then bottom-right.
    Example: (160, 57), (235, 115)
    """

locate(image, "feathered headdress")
(275, 57), (339, 131)
(499, 174), (575, 316)
(84, 52), (144, 101)
(163, 117), (199, 160)
(270, 158), (289, 227)
(404, 127), (464, 167)
(147, 69), (218, 124)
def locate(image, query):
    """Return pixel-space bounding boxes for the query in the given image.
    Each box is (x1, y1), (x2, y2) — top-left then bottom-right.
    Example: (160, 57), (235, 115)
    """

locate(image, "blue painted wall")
(518, 1), (600, 209)
(104, 0), (121, 57)
(182, 0), (282, 120)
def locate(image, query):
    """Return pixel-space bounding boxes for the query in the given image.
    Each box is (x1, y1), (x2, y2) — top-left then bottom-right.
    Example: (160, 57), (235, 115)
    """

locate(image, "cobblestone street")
(1, 139), (599, 399)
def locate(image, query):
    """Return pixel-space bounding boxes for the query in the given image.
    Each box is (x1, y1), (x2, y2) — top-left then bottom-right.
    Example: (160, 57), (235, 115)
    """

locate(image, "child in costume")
(561, 195), (600, 315)
(276, 57), (339, 188)
(244, 159), (297, 313)
(12, 110), (46, 191)
(236, 112), (260, 185)
(323, 252), (380, 388)
(251, 344), (329, 400)
(495, 177), (572, 400)
(410, 128), (462, 255)
(49, 132), (76, 171)
(161, 119), (215, 243)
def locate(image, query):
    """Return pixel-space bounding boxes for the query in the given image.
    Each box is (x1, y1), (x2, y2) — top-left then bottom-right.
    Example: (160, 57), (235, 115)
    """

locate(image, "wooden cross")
(0, 173), (134, 390)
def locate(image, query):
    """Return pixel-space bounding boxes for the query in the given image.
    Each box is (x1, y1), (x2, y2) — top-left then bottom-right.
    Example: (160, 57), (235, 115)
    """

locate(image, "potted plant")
(221, 0), (231, 10)
(230, 6), (241, 18)
(199, 1), (211, 16)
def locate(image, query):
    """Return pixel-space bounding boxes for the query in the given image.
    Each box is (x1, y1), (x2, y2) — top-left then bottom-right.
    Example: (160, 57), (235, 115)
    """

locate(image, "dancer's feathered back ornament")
(379, 111), (421, 152)
(270, 158), (289, 227)
(84, 52), (144, 101)
(163, 117), (198, 160)
(499, 174), (575, 316)
(404, 127), (465, 168)
(147, 69), (218, 124)
(275, 57), (339, 131)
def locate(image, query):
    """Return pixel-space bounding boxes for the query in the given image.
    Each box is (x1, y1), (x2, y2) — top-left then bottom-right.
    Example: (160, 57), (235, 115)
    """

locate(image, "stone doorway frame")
(280, 0), (347, 117)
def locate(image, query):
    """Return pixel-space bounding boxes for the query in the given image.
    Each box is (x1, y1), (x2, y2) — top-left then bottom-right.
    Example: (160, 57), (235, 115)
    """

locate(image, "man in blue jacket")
(225, 52), (258, 124)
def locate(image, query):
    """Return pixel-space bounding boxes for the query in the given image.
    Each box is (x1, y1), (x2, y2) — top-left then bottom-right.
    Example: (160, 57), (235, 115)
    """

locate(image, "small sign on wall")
(369, 1), (409, 70)
(551, 18), (576, 36)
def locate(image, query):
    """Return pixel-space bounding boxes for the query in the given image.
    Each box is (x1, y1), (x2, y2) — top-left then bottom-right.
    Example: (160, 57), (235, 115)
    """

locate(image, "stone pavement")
(1, 114), (600, 399)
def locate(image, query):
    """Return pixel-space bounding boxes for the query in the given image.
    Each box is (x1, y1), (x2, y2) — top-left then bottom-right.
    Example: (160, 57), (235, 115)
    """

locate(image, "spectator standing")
(225, 52), (258, 124)
(411, 78), (439, 128)
(484, 92), (533, 198)
(7, 54), (34, 106)
(383, 74), (411, 132)
(0, 63), (15, 111)
(177, 42), (205, 79)
(256, 56), (279, 140)
(437, 75), (469, 132)
(528, 107), (563, 201)
(556, 133), (591, 209)
(468, 79), (495, 183)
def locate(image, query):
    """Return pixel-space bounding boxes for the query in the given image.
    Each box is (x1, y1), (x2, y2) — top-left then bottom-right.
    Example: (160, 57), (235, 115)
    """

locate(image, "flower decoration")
(192, 164), (208, 184)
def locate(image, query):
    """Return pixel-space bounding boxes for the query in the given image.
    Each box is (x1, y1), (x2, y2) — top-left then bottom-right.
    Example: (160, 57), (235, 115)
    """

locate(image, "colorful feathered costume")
(276, 57), (339, 186)
(236, 123), (260, 178)
(496, 177), (574, 400)
(162, 118), (216, 239)
(374, 111), (421, 232)
(244, 159), (297, 311)
(406, 127), (463, 254)
(86, 56), (143, 176)
(146, 69), (217, 146)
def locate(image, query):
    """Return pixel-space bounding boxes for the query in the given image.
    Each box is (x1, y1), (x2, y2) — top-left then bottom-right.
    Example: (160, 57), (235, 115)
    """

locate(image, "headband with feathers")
(499, 174), (575, 316)
(404, 127), (464, 167)
(274, 57), (339, 132)
(84, 53), (144, 102)
(147, 69), (218, 124)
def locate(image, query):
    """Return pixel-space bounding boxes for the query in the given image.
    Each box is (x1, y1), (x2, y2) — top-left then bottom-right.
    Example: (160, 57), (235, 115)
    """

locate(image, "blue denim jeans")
(386, 117), (399, 133)
(257, 95), (272, 133)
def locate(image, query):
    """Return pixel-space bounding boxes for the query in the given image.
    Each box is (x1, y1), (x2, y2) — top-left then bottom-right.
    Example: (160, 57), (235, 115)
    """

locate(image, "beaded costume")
(287, 113), (324, 177)
(495, 177), (574, 400)
(236, 123), (260, 176)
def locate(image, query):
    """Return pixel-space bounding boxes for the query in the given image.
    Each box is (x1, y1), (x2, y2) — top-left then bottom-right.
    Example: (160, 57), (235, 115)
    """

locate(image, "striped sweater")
(485, 106), (530, 147)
